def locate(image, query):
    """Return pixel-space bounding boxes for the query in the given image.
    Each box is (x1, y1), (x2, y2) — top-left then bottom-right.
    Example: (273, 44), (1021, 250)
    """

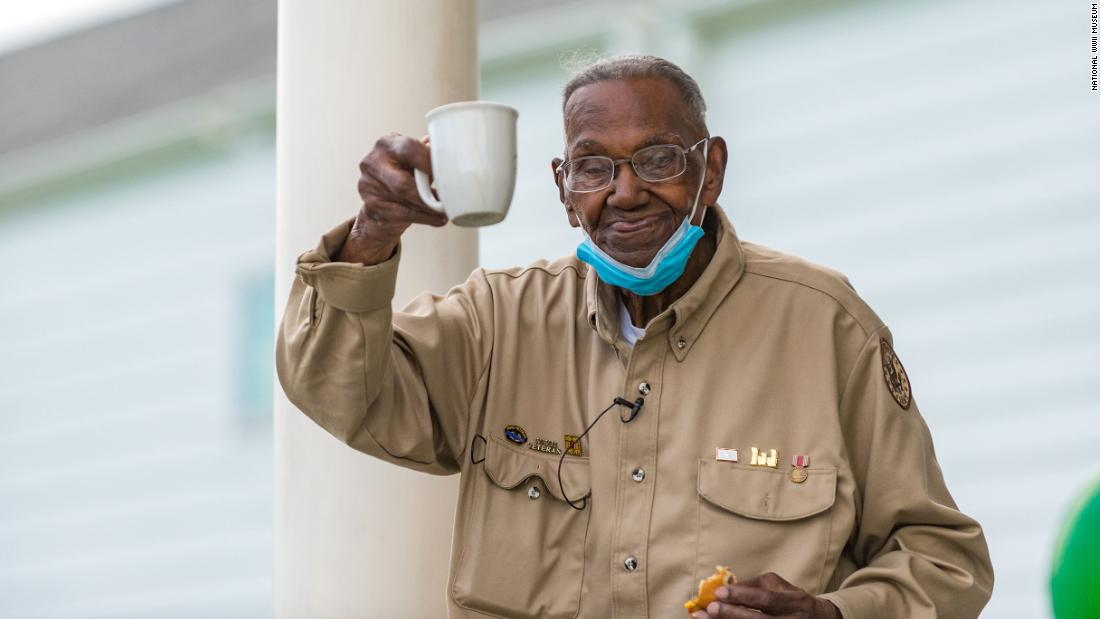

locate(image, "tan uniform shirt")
(276, 205), (994, 618)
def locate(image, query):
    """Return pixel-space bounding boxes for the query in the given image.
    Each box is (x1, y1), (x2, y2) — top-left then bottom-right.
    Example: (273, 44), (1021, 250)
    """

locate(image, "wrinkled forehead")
(563, 77), (694, 156)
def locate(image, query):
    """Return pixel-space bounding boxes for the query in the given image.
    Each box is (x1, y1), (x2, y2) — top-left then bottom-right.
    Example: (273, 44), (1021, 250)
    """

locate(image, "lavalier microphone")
(614, 397), (645, 423)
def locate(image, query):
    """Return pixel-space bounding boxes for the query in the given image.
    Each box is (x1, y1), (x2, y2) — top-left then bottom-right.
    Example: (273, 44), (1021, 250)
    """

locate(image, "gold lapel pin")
(750, 447), (778, 468)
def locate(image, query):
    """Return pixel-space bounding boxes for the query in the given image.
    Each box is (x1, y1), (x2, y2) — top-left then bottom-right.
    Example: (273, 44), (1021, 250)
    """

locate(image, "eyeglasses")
(556, 138), (708, 193)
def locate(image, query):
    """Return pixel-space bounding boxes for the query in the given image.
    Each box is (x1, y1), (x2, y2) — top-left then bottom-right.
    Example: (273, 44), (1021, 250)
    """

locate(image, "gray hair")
(560, 53), (708, 136)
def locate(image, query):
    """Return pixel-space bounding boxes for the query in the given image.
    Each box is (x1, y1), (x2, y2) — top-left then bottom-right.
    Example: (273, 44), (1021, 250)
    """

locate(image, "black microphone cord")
(558, 396), (644, 511)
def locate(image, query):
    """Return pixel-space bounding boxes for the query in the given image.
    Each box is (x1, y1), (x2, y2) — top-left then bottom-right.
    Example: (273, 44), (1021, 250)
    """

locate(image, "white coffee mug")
(414, 101), (519, 227)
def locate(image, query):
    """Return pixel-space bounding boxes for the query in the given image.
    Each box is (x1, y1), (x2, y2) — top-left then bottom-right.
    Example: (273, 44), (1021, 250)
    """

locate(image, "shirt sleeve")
(817, 325), (994, 619)
(274, 217), (494, 475)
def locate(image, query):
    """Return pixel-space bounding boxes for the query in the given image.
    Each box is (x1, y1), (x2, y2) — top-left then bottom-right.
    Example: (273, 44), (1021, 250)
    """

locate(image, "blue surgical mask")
(576, 138), (709, 296)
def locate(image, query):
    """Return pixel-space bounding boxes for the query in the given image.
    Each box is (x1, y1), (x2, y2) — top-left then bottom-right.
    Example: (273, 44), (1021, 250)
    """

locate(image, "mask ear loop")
(685, 137), (710, 228)
(557, 397), (642, 510)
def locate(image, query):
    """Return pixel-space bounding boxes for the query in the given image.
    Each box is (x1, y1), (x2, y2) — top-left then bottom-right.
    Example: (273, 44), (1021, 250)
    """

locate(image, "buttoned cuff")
(294, 216), (400, 313)
(817, 588), (875, 619)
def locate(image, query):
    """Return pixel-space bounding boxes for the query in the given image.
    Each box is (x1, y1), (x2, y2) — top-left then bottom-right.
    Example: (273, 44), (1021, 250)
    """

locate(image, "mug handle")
(413, 168), (445, 213)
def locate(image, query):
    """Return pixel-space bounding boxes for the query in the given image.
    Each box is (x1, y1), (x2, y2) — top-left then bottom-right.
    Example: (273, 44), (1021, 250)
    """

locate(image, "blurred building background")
(0, 0), (1096, 617)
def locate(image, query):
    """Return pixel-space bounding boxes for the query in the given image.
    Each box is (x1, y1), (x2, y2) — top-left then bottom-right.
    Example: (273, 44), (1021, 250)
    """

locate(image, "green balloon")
(1051, 474), (1100, 618)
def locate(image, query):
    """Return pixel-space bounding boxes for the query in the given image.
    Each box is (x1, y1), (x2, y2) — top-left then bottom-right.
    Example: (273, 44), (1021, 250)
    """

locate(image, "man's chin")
(604, 247), (658, 268)
(598, 232), (670, 267)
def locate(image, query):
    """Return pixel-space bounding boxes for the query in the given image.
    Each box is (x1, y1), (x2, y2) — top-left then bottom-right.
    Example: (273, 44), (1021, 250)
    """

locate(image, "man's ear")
(551, 158), (566, 203)
(552, 158), (581, 228)
(701, 136), (729, 207)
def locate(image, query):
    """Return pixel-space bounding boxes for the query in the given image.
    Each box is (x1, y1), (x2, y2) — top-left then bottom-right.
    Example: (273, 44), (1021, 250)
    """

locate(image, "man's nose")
(606, 161), (648, 209)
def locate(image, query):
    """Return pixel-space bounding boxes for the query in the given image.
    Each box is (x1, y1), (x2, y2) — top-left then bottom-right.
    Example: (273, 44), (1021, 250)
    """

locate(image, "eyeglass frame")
(555, 137), (709, 194)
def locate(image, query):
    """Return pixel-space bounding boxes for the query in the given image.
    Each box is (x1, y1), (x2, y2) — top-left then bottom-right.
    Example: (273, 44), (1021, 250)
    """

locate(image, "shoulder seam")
(481, 262), (586, 281)
(742, 264), (879, 338)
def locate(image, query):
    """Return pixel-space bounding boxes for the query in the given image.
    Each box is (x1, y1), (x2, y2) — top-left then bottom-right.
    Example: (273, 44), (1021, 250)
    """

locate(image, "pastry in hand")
(684, 565), (737, 614)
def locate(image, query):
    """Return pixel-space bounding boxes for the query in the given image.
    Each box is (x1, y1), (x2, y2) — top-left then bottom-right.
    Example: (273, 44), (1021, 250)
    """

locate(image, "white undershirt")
(618, 297), (646, 347)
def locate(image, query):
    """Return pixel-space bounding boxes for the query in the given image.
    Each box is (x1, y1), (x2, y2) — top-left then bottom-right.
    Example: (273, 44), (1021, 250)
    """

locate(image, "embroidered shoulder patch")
(879, 337), (912, 410)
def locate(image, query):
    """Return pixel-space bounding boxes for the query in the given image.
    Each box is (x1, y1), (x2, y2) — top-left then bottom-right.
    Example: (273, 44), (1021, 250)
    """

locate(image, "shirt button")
(528, 486), (541, 500)
(624, 555), (639, 572)
(631, 468), (645, 482)
(638, 381), (651, 395)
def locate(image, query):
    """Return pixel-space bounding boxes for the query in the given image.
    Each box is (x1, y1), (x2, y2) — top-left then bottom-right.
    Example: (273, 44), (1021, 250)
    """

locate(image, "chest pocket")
(696, 459), (837, 593)
(453, 436), (592, 619)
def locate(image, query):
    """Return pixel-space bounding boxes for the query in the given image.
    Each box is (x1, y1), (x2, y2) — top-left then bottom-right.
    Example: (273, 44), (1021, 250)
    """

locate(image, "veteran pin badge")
(880, 337), (912, 410)
(529, 437), (562, 455)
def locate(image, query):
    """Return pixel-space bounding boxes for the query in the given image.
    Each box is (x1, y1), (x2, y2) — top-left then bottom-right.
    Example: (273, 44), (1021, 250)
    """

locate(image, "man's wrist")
(335, 232), (398, 266)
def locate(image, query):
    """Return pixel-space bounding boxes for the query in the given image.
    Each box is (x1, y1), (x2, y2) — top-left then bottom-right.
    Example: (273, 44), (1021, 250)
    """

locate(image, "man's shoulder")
(739, 240), (884, 337)
(471, 255), (589, 322)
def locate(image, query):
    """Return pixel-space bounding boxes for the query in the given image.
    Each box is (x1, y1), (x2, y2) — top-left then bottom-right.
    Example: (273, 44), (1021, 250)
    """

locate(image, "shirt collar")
(585, 204), (747, 360)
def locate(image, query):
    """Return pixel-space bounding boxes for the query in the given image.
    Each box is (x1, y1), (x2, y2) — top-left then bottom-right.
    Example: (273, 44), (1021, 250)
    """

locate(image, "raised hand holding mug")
(414, 101), (519, 227)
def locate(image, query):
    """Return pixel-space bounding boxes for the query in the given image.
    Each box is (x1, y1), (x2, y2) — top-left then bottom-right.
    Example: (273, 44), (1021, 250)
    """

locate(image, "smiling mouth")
(607, 214), (664, 234)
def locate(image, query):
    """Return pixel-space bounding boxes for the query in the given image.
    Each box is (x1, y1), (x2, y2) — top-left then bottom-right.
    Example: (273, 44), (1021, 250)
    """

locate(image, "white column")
(274, 1), (478, 616)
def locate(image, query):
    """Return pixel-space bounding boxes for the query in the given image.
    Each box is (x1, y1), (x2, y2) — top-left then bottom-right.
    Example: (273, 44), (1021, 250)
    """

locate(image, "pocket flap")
(698, 459), (836, 521)
(484, 436), (591, 503)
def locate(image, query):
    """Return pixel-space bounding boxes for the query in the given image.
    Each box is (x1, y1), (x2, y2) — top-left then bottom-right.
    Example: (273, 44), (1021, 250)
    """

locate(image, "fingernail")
(707, 601), (721, 615)
(692, 613), (707, 619)
(715, 586), (729, 600)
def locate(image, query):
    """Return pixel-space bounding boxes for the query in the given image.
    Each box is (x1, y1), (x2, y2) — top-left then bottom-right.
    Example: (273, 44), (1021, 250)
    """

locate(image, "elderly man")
(276, 55), (993, 618)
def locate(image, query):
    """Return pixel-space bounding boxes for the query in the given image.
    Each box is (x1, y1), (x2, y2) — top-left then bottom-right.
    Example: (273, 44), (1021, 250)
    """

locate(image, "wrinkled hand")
(690, 572), (841, 619)
(336, 133), (448, 265)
